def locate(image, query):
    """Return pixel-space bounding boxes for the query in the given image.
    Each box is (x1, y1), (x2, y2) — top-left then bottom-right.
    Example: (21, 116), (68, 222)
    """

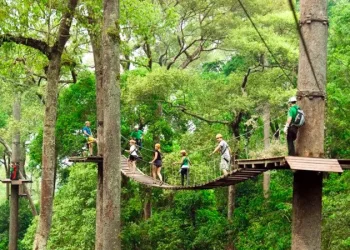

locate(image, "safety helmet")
(288, 96), (297, 103)
(134, 125), (139, 129)
(216, 134), (223, 139)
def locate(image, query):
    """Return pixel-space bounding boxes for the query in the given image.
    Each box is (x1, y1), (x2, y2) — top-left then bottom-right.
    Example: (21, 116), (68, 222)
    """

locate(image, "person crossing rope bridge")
(173, 150), (191, 186)
(130, 125), (143, 149)
(210, 134), (231, 176)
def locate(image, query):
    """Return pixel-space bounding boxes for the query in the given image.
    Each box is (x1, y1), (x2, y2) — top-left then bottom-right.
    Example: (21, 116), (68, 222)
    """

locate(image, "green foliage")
(48, 164), (97, 250)
(0, 199), (35, 250)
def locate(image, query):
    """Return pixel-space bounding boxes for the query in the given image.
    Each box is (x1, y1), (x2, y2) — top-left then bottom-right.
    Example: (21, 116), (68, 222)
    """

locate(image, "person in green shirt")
(173, 150), (191, 186)
(130, 125), (143, 149)
(283, 96), (299, 156)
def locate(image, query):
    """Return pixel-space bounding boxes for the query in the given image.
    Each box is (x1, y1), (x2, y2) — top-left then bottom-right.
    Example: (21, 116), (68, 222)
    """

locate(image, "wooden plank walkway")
(69, 156), (346, 190)
(0, 179), (33, 185)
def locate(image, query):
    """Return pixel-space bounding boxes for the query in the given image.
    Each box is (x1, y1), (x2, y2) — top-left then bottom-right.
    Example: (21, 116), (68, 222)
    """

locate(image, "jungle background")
(0, 0), (349, 249)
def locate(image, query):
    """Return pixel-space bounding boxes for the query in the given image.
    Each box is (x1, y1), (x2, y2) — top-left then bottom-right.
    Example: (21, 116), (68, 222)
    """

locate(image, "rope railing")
(110, 113), (285, 186)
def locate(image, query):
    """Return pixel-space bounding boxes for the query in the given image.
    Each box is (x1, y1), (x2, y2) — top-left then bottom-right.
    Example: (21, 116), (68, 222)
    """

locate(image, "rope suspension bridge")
(68, 155), (349, 190)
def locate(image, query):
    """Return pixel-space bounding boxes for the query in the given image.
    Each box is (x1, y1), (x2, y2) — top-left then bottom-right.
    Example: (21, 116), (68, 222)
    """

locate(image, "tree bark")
(143, 187), (152, 220)
(227, 185), (236, 221)
(291, 0), (327, 249)
(33, 1), (79, 249)
(102, 0), (121, 248)
(9, 93), (21, 250)
(9, 185), (19, 250)
(263, 103), (270, 198)
(87, 13), (105, 250)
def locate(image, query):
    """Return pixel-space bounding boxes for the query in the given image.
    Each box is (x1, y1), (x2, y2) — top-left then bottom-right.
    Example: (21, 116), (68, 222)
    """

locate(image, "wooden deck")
(0, 179), (33, 185)
(69, 155), (346, 190)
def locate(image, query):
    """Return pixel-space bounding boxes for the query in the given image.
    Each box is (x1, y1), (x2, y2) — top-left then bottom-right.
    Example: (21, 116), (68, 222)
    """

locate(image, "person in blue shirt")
(82, 121), (96, 156)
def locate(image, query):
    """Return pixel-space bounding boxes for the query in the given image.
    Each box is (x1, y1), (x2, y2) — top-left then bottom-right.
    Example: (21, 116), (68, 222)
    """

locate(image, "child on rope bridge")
(173, 150), (191, 186)
(125, 139), (138, 174)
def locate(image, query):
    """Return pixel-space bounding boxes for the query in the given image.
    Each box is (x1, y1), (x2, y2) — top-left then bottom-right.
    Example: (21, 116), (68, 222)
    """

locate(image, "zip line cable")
(236, 0), (294, 84)
(287, 0), (323, 92)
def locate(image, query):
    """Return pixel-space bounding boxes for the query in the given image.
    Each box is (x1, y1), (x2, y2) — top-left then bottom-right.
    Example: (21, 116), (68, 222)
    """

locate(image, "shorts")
(154, 160), (162, 167)
(220, 157), (230, 170)
(180, 168), (188, 175)
(129, 155), (137, 161)
(87, 136), (95, 143)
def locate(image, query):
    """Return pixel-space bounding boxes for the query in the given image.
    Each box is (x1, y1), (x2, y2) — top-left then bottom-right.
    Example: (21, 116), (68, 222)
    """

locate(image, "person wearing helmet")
(130, 125), (143, 149)
(210, 134), (231, 176)
(125, 139), (138, 173)
(173, 150), (191, 186)
(284, 96), (299, 156)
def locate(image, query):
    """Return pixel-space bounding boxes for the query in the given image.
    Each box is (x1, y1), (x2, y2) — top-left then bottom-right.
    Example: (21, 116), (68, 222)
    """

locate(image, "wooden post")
(292, 0), (327, 249)
(263, 103), (271, 198)
(95, 163), (104, 250)
(9, 93), (21, 250)
(9, 184), (19, 250)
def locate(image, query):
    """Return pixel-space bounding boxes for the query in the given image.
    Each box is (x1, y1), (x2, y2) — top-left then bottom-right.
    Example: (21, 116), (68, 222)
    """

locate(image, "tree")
(101, 0), (122, 248)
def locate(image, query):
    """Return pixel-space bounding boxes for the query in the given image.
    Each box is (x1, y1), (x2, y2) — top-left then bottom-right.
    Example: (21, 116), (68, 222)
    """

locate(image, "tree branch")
(0, 34), (51, 58)
(167, 102), (229, 125)
(0, 137), (12, 156)
(51, 0), (79, 54)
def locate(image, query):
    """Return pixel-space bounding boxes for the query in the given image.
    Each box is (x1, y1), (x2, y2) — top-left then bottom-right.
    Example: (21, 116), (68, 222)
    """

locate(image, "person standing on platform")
(130, 125), (143, 149)
(283, 96), (299, 156)
(210, 134), (231, 176)
(82, 121), (96, 156)
(173, 150), (190, 186)
(150, 143), (163, 184)
(125, 139), (138, 173)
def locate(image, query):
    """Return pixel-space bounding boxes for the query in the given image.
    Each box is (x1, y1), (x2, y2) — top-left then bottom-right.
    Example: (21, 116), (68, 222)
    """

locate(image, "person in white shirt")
(125, 140), (138, 173)
(210, 134), (231, 176)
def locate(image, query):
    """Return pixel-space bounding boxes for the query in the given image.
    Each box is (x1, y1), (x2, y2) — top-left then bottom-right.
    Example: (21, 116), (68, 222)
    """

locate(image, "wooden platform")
(69, 156), (103, 163)
(69, 155), (346, 190)
(236, 156), (343, 173)
(338, 159), (350, 170)
(0, 179), (33, 185)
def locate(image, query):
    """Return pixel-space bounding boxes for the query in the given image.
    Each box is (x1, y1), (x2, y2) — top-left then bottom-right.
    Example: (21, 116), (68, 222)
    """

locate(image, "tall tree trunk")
(263, 103), (270, 198)
(143, 187), (152, 220)
(9, 185), (19, 250)
(3, 154), (9, 199)
(33, 52), (62, 250)
(9, 93), (21, 250)
(88, 15), (105, 250)
(291, 0), (327, 249)
(102, 0), (121, 248)
(33, 1), (79, 249)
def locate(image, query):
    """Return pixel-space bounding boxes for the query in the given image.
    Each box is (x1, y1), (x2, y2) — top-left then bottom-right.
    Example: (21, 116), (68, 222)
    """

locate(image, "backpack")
(293, 108), (305, 127)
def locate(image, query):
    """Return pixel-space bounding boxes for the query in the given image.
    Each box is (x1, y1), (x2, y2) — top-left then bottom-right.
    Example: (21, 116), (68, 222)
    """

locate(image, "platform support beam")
(291, 0), (327, 249)
(9, 185), (19, 250)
